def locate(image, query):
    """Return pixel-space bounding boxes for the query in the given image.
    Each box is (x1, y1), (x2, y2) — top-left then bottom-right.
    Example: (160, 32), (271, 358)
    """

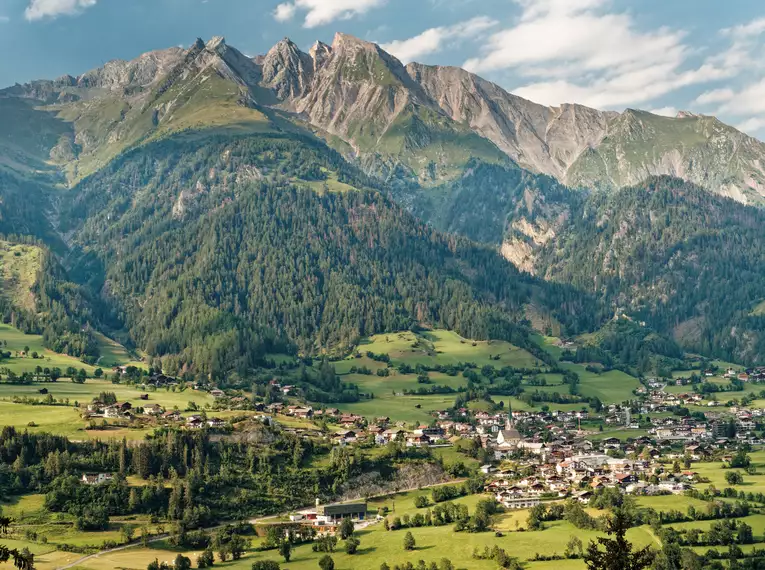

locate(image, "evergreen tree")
(584, 509), (653, 570)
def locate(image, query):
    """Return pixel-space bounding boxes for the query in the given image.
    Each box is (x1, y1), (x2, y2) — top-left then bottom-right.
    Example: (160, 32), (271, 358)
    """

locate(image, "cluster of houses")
(82, 399), (226, 429)
(483, 428), (704, 509)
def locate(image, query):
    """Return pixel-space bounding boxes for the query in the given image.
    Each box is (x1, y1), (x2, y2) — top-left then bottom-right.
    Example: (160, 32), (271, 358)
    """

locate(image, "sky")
(1, 0), (765, 137)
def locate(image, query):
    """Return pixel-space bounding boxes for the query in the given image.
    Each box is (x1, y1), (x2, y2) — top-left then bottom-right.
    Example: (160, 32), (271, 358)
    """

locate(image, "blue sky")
(2, 0), (765, 137)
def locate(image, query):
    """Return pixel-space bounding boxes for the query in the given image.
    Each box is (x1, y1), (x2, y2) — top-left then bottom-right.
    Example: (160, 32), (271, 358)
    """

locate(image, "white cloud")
(273, 2), (297, 22)
(649, 107), (678, 117)
(718, 79), (765, 116)
(25, 0), (97, 21)
(721, 17), (765, 39)
(460, 0), (738, 109)
(694, 88), (734, 106)
(380, 16), (497, 64)
(272, 0), (386, 28)
(737, 117), (765, 134)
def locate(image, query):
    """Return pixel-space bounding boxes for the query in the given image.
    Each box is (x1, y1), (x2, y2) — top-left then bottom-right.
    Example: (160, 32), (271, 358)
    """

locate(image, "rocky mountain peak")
(261, 37), (313, 100)
(205, 36), (227, 53)
(309, 41), (332, 71)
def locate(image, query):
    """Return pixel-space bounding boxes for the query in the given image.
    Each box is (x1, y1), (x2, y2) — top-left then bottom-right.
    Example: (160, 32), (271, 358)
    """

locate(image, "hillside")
(530, 176), (765, 364)
(3, 34), (765, 202)
(1, 32), (763, 373)
(53, 133), (597, 379)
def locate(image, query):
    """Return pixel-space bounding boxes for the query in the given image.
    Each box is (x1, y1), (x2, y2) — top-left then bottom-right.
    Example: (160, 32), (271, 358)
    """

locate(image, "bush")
(197, 548), (215, 568)
(344, 536), (360, 555)
(339, 517), (355, 539)
(403, 531), (416, 551)
(319, 554), (335, 570)
(414, 496), (430, 508)
(252, 562), (281, 570)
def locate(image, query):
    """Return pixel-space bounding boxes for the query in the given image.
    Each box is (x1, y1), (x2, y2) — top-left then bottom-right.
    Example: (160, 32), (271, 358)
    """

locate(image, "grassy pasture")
(70, 490), (660, 570)
(356, 330), (542, 370)
(332, 329), (644, 421)
(0, 379), (215, 439)
(0, 323), (141, 375)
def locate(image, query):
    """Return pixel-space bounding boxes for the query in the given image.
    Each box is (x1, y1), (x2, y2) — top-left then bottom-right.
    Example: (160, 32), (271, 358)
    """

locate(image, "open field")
(0, 538), (81, 570)
(336, 394), (457, 425)
(692, 451), (765, 494)
(0, 378), (216, 439)
(353, 330), (543, 370)
(91, 331), (143, 369)
(0, 323), (104, 375)
(67, 491), (661, 570)
(330, 329), (647, 421)
(0, 378), (214, 408)
(0, 323), (141, 375)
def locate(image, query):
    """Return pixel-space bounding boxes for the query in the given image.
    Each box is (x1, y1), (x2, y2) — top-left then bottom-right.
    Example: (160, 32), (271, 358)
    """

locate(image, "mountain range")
(2, 33), (765, 372)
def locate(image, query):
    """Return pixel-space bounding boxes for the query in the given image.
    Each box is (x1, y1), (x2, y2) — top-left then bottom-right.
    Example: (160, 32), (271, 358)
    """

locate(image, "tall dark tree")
(1, 516), (33, 570)
(584, 509), (653, 570)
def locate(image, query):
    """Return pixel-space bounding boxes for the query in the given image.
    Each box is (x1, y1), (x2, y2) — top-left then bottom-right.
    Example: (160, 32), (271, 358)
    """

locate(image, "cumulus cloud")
(271, 0), (386, 28)
(381, 16), (497, 64)
(460, 0), (736, 109)
(273, 2), (297, 22)
(25, 0), (97, 21)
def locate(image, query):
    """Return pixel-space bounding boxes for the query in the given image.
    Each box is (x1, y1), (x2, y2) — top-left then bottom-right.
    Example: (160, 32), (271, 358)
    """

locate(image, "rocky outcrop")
(5, 33), (765, 203)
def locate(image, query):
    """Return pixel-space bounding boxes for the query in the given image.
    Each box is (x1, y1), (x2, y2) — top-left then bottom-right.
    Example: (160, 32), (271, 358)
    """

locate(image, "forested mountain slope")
(54, 134), (596, 378)
(533, 176), (765, 364)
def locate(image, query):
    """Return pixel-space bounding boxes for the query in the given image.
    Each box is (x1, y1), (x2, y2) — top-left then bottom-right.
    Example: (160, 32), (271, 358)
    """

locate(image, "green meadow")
(0, 323), (143, 375)
(0, 378), (216, 440)
(65, 489), (662, 570)
(330, 329), (644, 422)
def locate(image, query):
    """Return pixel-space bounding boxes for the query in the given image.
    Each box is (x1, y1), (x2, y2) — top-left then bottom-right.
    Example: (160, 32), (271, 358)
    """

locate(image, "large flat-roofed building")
(316, 501), (367, 522)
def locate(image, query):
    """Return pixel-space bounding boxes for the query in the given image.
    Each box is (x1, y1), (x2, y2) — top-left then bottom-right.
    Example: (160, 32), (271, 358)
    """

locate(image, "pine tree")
(583, 509), (653, 570)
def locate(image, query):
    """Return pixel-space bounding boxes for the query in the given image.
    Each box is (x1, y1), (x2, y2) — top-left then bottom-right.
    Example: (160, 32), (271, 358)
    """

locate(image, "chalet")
(334, 429), (357, 443)
(406, 433), (431, 447)
(144, 404), (163, 416)
(383, 428), (405, 442)
(293, 407), (313, 419)
(162, 410), (184, 422)
(209, 389), (225, 398)
(339, 414), (363, 428)
(104, 402), (132, 418)
(186, 415), (204, 429)
(82, 473), (114, 485)
(149, 373), (175, 385)
(421, 426), (446, 439)
(207, 417), (226, 428)
(614, 473), (638, 487)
